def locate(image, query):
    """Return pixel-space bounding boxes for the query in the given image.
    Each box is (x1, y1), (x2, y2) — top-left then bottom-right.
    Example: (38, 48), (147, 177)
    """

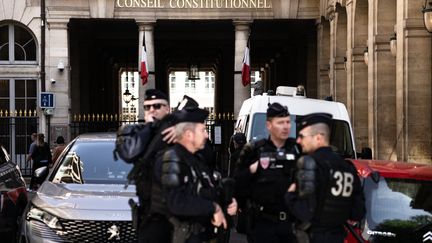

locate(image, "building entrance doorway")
(154, 20), (234, 113)
(69, 19), (138, 115)
(168, 71), (215, 111)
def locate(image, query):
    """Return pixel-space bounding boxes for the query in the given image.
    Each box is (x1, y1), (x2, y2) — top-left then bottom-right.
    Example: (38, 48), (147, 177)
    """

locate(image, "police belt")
(257, 210), (290, 222)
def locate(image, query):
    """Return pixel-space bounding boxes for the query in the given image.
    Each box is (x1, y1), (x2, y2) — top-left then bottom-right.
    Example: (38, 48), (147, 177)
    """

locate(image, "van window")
(235, 115), (248, 134)
(250, 113), (355, 158)
(250, 113), (297, 140)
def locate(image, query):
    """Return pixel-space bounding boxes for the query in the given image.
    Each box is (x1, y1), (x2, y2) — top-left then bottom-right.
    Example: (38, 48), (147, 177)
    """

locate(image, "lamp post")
(123, 88), (132, 120)
(423, 0), (432, 32)
(188, 64), (199, 80)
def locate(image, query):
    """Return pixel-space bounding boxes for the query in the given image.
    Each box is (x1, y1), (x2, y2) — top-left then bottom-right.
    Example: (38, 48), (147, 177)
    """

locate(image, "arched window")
(0, 22), (37, 63)
(0, 22), (38, 171)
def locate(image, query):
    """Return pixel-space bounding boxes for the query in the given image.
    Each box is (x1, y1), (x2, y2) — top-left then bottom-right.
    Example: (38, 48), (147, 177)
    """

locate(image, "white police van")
(234, 86), (370, 159)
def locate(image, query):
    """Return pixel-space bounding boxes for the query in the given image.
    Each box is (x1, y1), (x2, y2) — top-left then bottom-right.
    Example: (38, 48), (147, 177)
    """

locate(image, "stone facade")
(0, 0), (431, 163)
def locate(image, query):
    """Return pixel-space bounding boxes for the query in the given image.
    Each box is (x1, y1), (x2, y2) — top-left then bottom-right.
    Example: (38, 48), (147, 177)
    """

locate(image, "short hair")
(56, 136), (65, 144)
(308, 123), (330, 143)
(36, 134), (45, 146)
(175, 122), (198, 140)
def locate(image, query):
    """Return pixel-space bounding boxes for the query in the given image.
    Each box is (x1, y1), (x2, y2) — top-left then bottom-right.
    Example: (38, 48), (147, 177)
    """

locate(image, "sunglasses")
(297, 132), (323, 139)
(297, 133), (317, 139)
(143, 103), (167, 111)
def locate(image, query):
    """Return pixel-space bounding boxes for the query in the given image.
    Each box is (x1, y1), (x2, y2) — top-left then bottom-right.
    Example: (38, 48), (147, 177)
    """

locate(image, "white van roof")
(238, 95), (350, 122)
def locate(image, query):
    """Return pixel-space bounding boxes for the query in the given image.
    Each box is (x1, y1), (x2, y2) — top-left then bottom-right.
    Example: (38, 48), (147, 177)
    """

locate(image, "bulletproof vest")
(154, 146), (219, 216)
(312, 153), (356, 227)
(186, 153), (219, 202)
(135, 116), (175, 209)
(149, 172), (170, 216)
(251, 138), (299, 206)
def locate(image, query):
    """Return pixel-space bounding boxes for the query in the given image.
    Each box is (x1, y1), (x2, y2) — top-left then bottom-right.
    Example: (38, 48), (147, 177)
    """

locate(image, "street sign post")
(40, 92), (55, 109)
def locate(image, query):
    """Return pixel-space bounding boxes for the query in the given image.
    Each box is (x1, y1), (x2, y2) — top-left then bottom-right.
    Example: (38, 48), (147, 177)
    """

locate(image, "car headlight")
(26, 206), (63, 230)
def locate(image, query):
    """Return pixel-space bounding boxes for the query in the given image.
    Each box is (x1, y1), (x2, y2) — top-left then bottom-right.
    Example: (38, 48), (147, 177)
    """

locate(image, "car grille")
(29, 220), (63, 241)
(58, 219), (137, 243)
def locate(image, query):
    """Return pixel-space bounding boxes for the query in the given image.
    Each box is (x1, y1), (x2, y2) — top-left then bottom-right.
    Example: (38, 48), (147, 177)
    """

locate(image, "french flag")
(140, 38), (149, 86)
(241, 38), (251, 86)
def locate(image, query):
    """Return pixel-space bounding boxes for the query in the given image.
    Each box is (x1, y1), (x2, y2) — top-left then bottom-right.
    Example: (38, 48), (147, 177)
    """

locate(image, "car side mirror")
(358, 147), (372, 160)
(34, 166), (49, 184)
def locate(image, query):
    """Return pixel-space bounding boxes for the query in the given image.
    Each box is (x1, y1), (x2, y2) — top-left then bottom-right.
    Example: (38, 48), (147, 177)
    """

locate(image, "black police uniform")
(155, 143), (220, 243)
(138, 93), (215, 243)
(285, 113), (365, 243)
(234, 138), (300, 243)
(136, 89), (174, 243)
(155, 107), (222, 243)
(234, 102), (300, 243)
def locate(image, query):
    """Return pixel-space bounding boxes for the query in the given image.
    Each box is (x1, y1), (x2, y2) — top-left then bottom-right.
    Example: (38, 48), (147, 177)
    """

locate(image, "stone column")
(396, 0), (432, 163)
(348, 0), (369, 150)
(46, 20), (70, 142)
(333, 5), (348, 107)
(317, 18), (331, 99)
(368, 0), (396, 160)
(233, 21), (251, 117)
(138, 22), (155, 119)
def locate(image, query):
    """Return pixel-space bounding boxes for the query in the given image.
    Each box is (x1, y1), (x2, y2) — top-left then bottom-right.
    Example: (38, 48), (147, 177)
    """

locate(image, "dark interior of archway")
(154, 20), (235, 113)
(69, 19), (138, 115)
(68, 18), (316, 115)
(154, 19), (317, 114)
(250, 19), (317, 95)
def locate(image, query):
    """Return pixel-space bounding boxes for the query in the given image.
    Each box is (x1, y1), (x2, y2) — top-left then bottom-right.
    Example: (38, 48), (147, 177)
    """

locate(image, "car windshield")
(250, 113), (355, 158)
(364, 177), (432, 232)
(52, 140), (132, 184)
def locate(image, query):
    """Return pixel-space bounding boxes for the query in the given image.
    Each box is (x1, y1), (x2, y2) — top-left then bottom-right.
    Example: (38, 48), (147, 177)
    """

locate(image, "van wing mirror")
(357, 147), (372, 160)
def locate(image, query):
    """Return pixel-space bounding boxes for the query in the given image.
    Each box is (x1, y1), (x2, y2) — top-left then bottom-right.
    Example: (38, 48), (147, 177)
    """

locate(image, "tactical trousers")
(138, 216), (172, 243)
(251, 217), (296, 243)
(310, 227), (345, 243)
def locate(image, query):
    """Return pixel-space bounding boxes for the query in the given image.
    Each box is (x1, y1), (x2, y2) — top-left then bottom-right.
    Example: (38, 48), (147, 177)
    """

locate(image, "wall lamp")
(364, 47), (369, 66)
(422, 0), (432, 32)
(343, 56), (347, 71)
(390, 33), (397, 57)
(57, 60), (64, 71)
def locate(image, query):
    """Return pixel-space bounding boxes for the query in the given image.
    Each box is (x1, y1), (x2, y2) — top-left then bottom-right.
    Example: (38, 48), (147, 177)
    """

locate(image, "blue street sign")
(40, 92), (55, 108)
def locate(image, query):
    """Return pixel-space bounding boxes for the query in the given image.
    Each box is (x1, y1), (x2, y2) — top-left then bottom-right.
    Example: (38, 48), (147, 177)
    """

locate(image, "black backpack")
(114, 123), (154, 164)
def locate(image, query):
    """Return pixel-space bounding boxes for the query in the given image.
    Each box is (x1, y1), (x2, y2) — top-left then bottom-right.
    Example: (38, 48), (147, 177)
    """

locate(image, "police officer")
(285, 113), (365, 243)
(228, 133), (246, 177)
(234, 102), (300, 243)
(136, 89), (175, 243)
(137, 91), (207, 242)
(155, 107), (238, 243)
